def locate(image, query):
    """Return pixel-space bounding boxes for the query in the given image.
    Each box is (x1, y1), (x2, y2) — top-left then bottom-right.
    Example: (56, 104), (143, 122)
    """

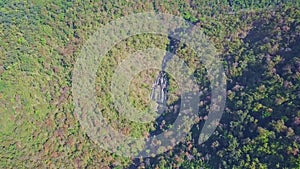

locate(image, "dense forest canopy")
(0, 0), (299, 168)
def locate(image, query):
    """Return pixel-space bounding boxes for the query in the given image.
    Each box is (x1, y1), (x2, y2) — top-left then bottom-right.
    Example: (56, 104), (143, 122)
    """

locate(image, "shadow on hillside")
(126, 12), (300, 168)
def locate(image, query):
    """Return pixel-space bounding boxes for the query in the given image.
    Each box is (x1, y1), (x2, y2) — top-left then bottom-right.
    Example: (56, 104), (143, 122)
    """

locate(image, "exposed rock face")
(150, 71), (168, 105)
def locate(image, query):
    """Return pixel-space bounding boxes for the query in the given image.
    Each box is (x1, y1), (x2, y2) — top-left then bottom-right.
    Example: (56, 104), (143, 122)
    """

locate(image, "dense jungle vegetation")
(0, 0), (299, 168)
